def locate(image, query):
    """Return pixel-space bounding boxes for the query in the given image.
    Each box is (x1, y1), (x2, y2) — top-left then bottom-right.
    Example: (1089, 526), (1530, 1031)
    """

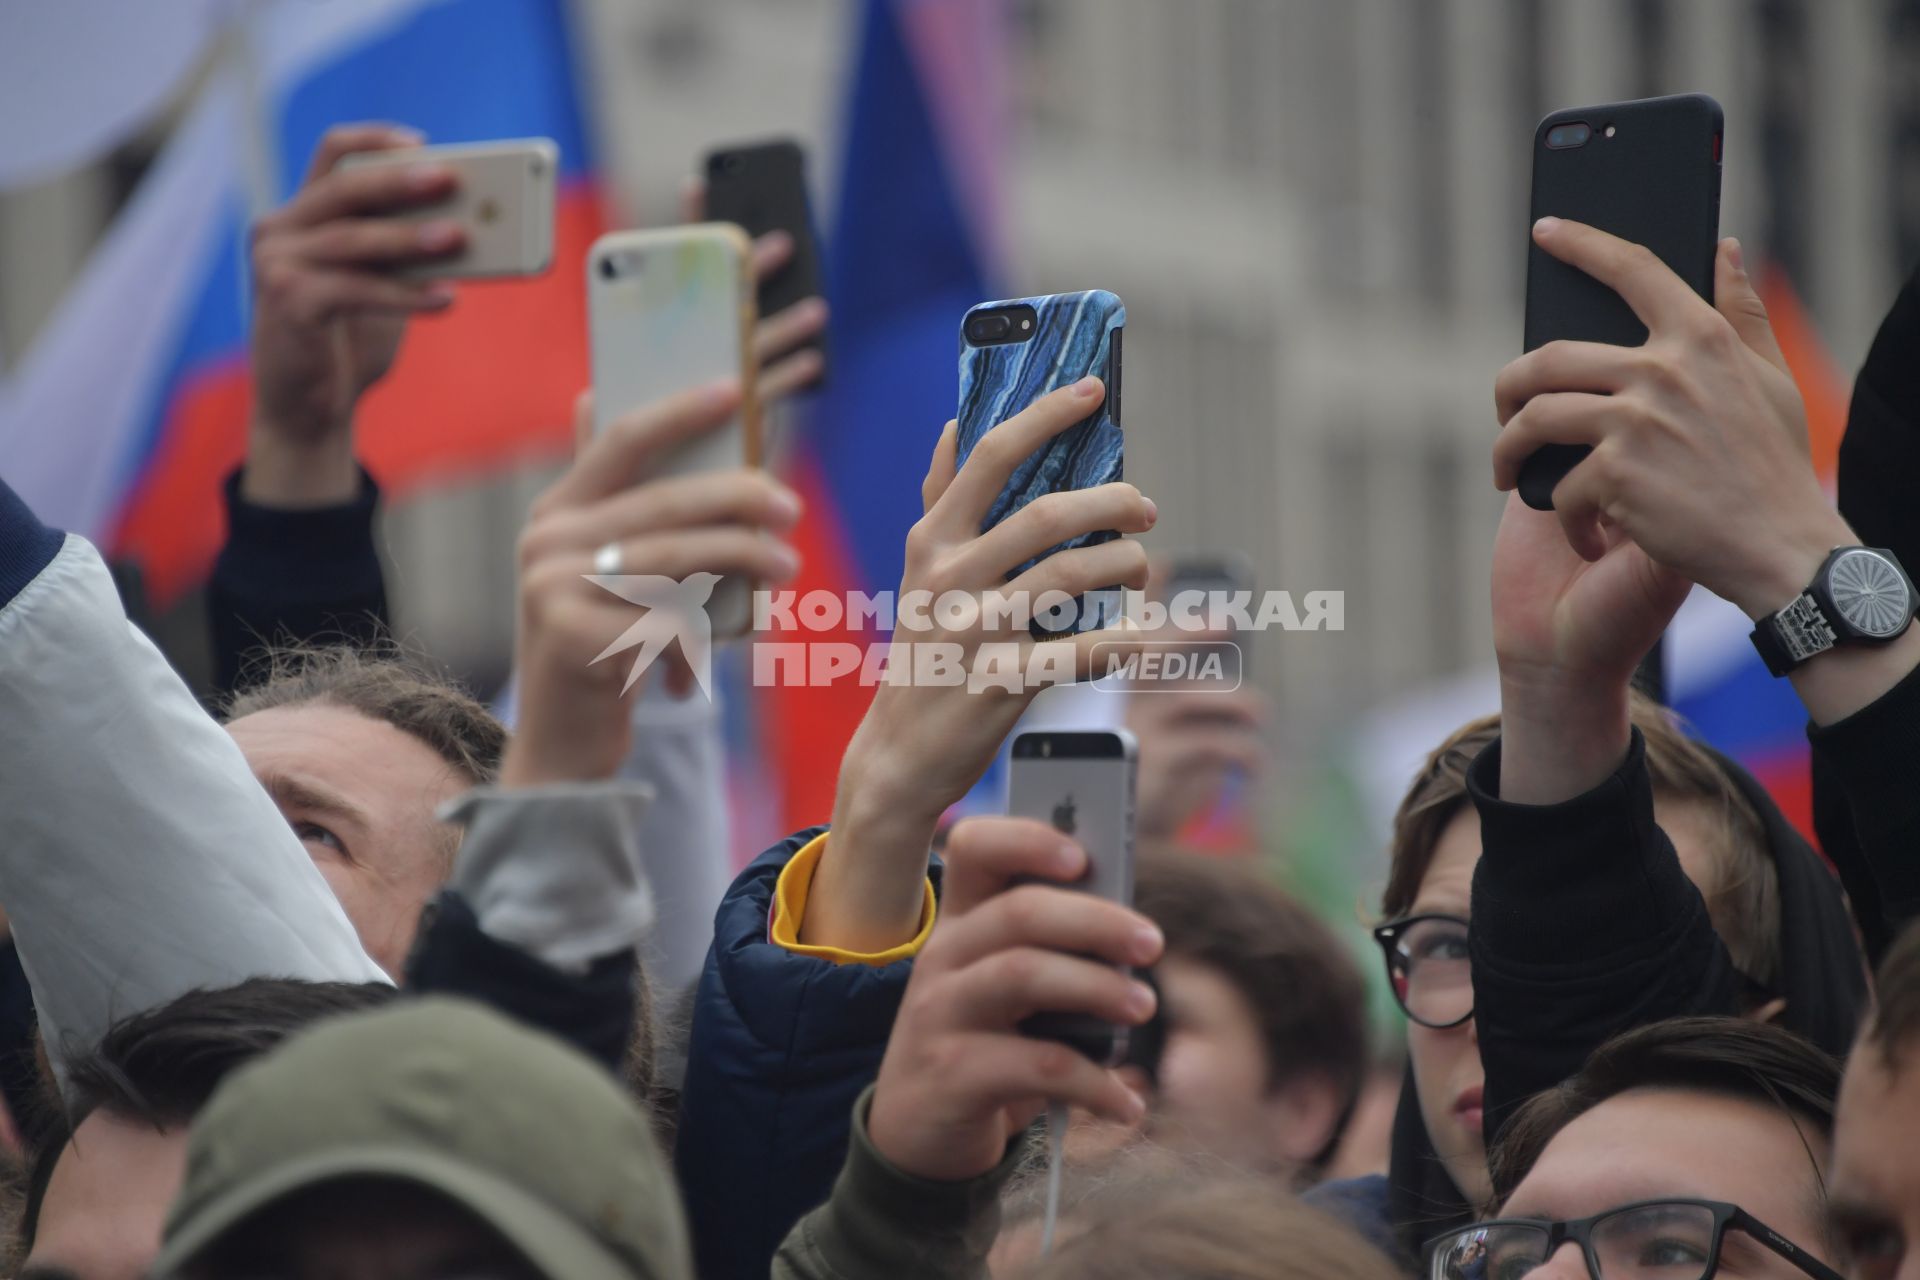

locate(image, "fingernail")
(705, 379), (740, 404)
(419, 220), (461, 250)
(1725, 237), (1744, 271)
(1533, 215), (1561, 236)
(774, 543), (802, 576)
(425, 285), (456, 308)
(1073, 374), (1102, 396)
(771, 486), (803, 521)
(408, 163), (449, 190)
(1142, 496), (1158, 527)
(1056, 841), (1086, 876)
(390, 126), (426, 145)
(760, 229), (794, 253)
(1125, 1086), (1148, 1121)
(1131, 922), (1164, 964)
(1127, 981), (1157, 1020)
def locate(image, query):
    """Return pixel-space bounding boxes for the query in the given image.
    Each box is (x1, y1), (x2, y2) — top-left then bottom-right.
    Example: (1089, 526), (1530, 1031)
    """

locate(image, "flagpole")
(223, 0), (281, 219)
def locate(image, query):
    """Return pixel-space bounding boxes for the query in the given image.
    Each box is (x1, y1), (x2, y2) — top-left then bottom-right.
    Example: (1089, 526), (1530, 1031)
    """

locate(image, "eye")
(1838, 1224), (1903, 1280)
(1636, 1236), (1709, 1268)
(291, 820), (344, 853)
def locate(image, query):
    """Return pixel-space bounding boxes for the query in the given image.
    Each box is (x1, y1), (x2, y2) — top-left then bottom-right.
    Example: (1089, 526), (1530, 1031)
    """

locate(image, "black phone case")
(703, 139), (827, 379)
(1519, 93), (1722, 510)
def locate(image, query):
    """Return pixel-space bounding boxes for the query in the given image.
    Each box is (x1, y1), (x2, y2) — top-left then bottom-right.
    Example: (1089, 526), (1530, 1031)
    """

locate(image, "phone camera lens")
(598, 257), (617, 281)
(1545, 121), (1592, 149)
(967, 313), (1013, 344)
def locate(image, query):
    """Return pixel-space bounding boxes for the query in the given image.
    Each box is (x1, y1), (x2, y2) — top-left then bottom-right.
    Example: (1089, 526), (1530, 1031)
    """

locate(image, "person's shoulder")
(1302, 1175), (1400, 1259)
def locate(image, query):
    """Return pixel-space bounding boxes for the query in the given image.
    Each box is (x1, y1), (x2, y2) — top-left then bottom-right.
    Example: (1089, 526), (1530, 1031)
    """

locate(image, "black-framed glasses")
(1426, 1199), (1845, 1280)
(1373, 913), (1473, 1029)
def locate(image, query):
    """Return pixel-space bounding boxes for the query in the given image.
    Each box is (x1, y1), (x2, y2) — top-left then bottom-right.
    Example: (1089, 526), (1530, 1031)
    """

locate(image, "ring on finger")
(593, 541), (624, 576)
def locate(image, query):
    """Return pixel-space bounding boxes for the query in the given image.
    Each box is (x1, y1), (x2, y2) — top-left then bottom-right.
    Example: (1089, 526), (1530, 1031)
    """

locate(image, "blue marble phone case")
(956, 290), (1126, 635)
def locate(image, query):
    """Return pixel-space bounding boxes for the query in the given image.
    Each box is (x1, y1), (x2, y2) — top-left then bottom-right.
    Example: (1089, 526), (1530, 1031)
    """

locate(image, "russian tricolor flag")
(1, 0), (604, 609)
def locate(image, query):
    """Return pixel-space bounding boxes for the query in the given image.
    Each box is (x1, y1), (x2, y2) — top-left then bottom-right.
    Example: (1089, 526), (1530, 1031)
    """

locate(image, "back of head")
(1016, 1179), (1403, 1280)
(224, 644), (506, 787)
(1491, 1016), (1840, 1203)
(154, 996), (691, 1280)
(1384, 692), (1779, 986)
(16, 978), (395, 1254)
(1133, 850), (1369, 1162)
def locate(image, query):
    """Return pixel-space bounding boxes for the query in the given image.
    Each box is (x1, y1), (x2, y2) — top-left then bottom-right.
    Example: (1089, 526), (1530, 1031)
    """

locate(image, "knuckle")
(1032, 1041), (1079, 1082)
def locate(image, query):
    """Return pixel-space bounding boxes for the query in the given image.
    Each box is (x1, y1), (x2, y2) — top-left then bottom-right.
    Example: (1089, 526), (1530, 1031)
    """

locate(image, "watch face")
(1828, 549), (1913, 637)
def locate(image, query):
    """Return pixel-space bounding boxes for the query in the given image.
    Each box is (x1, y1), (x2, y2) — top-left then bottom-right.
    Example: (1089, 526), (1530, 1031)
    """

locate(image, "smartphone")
(1518, 93), (1723, 510)
(702, 139), (827, 380)
(337, 138), (558, 280)
(1008, 729), (1139, 1065)
(957, 291), (1126, 637)
(586, 224), (762, 636)
(1166, 551), (1255, 683)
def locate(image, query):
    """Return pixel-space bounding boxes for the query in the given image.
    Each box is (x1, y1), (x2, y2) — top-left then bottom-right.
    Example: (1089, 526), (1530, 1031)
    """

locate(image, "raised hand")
(246, 124), (467, 506)
(866, 817), (1161, 1182)
(807, 378), (1155, 953)
(500, 384), (802, 788)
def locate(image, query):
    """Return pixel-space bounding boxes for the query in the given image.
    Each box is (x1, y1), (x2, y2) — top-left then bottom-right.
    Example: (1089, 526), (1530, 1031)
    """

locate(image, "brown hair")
(1015, 1178), (1403, 1280)
(1133, 851), (1368, 1166)
(1380, 691), (1780, 986)
(224, 645), (506, 788)
(1863, 921), (1920, 1071)
(1490, 1016), (1839, 1205)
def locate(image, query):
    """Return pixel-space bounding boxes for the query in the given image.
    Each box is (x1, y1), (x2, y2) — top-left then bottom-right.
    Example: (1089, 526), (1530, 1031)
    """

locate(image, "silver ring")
(593, 542), (624, 576)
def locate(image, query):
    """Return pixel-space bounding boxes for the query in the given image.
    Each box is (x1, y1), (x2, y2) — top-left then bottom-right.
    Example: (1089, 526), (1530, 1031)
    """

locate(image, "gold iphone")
(338, 137), (558, 279)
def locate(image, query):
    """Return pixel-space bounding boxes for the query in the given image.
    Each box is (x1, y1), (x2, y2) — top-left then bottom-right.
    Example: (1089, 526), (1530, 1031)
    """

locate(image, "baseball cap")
(150, 997), (691, 1280)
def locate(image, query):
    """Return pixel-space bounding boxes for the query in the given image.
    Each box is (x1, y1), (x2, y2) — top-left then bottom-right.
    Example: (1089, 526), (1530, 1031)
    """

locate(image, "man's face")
(226, 704), (465, 974)
(1406, 799), (1738, 1212)
(190, 1179), (544, 1280)
(1829, 1043), (1920, 1280)
(23, 1112), (188, 1280)
(1500, 1087), (1832, 1279)
(1149, 953), (1341, 1174)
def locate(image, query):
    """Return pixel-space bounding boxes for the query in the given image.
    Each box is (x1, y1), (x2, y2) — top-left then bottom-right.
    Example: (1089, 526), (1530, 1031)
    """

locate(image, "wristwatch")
(1750, 546), (1917, 676)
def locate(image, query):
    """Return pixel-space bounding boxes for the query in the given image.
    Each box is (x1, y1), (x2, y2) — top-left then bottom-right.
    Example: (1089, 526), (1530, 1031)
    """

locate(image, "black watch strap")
(1751, 594), (1837, 677)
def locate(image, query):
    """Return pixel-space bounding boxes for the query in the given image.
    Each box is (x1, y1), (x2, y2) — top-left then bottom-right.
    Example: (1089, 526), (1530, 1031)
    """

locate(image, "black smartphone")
(1008, 730), (1138, 1065)
(702, 138), (827, 380)
(1518, 93), (1723, 511)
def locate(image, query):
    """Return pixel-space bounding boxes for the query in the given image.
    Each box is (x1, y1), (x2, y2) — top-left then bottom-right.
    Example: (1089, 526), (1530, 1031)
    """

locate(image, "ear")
(1260, 1071), (1347, 1168)
(1744, 996), (1789, 1026)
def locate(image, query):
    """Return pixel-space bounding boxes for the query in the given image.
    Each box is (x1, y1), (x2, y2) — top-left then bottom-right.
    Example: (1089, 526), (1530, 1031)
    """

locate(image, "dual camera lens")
(964, 305), (1037, 346)
(1544, 121), (1615, 149)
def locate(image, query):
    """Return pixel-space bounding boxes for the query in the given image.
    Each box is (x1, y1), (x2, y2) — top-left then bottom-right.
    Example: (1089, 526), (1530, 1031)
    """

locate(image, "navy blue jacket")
(676, 827), (940, 1280)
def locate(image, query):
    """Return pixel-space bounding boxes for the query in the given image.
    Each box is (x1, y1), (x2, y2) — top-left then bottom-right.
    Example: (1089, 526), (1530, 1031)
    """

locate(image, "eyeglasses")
(1426, 1199), (1845, 1280)
(1373, 913), (1473, 1029)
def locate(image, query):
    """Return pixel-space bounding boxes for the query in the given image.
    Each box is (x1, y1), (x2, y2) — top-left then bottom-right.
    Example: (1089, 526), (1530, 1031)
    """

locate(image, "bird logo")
(584, 572), (722, 700)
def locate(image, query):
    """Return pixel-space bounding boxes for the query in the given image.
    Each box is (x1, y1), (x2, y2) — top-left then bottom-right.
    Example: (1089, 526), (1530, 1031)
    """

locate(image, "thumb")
(1714, 238), (1788, 374)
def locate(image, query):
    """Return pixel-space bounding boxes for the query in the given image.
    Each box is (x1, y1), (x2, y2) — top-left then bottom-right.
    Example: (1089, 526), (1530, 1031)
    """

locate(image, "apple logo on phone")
(1051, 794), (1077, 836)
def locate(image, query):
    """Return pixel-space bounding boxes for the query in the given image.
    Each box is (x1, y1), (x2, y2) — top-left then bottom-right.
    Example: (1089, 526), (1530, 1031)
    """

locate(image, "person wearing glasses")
(1428, 1016), (1843, 1280)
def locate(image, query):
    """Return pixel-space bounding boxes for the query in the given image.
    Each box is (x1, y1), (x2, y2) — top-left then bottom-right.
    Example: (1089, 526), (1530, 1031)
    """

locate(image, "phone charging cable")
(1038, 1099), (1068, 1256)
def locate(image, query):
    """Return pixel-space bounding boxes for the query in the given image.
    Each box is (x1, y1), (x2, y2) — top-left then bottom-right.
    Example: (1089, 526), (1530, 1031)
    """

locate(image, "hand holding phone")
(336, 137), (558, 280)
(1517, 94), (1722, 510)
(865, 812), (1159, 1184)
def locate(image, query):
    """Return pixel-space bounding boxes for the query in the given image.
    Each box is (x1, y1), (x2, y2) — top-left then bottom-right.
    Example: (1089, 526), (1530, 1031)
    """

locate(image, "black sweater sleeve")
(1808, 661), (1920, 961)
(1466, 730), (1741, 1141)
(405, 891), (639, 1075)
(207, 466), (389, 696)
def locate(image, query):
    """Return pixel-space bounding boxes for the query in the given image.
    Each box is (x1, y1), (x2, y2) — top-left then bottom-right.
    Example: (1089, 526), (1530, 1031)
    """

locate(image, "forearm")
(239, 416), (360, 508)
(0, 483), (386, 1083)
(808, 728), (945, 953)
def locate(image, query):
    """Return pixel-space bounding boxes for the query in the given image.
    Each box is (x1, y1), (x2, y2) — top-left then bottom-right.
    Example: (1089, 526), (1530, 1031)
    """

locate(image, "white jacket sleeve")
(0, 488), (387, 1082)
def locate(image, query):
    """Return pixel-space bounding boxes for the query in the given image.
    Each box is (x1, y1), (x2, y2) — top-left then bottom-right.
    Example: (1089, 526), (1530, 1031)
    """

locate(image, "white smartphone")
(587, 224), (763, 637)
(337, 138), (557, 279)
(1007, 728), (1139, 1065)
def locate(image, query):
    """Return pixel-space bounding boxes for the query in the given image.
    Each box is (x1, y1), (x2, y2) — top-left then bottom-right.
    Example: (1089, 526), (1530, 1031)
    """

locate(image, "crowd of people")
(4, 120), (1920, 1280)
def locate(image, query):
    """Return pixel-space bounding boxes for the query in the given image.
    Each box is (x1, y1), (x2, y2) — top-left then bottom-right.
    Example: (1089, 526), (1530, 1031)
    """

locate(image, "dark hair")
(1132, 850), (1368, 1168)
(1864, 921), (1920, 1071)
(1491, 1016), (1841, 1204)
(224, 645), (506, 787)
(1016, 1178), (1403, 1280)
(13, 979), (395, 1256)
(1381, 692), (1779, 986)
